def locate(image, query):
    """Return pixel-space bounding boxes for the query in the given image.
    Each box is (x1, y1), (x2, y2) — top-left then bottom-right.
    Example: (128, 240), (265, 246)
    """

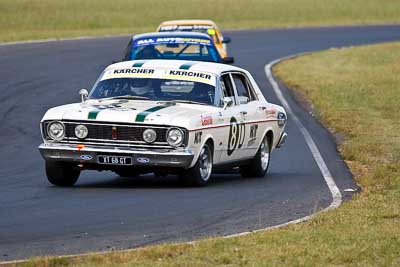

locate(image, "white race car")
(39, 60), (287, 186)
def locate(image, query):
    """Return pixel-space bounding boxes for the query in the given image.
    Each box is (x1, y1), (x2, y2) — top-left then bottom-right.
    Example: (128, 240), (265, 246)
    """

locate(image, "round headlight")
(143, 129), (157, 143)
(47, 121), (65, 141)
(75, 124), (88, 139)
(277, 112), (287, 127)
(167, 128), (184, 147)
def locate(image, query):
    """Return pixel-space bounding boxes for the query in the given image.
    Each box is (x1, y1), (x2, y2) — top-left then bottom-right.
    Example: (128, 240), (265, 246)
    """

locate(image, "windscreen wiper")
(171, 99), (207, 105)
(110, 95), (150, 100)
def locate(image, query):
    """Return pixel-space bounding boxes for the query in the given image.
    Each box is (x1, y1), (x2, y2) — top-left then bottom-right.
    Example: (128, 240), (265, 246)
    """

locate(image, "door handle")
(240, 111), (247, 116)
(257, 106), (267, 111)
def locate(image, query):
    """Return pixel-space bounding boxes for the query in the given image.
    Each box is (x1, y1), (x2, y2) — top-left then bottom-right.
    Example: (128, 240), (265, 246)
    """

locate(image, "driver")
(129, 78), (154, 97)
(135, 45), (158, 59)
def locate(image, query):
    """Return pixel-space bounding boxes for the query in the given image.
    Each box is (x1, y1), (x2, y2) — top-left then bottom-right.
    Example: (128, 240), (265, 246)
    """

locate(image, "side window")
(232, 73), (257, 104)
(220, 74), (235, 106)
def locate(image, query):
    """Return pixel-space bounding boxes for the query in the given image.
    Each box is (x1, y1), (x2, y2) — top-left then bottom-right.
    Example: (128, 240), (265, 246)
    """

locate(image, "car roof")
(159, 20), (217, 27)
(107, 60), (243, 76)
(132, 31), (212, 41)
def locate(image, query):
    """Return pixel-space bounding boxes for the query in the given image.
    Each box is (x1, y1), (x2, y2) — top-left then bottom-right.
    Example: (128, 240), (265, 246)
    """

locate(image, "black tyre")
(240, 135), (271, 178)
(181, 143), (213, 186)
(45, 161), (80, 186)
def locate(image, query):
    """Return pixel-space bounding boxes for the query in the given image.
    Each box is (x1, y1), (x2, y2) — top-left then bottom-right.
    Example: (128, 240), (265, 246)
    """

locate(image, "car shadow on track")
(73, 172), (252, 189)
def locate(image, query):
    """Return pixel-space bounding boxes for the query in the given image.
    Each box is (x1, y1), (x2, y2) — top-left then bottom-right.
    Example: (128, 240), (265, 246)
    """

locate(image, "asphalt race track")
(1, 25), (400, 261)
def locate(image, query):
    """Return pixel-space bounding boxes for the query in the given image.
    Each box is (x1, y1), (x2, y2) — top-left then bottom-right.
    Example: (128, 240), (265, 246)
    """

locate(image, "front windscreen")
(89, 67), (217, 106)
(129, 37), (219, 62)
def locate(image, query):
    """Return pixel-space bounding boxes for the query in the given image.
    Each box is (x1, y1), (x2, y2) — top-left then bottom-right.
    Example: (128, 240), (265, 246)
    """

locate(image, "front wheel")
(181, 143), (213, 186)
(240, 135), (271, 178)
(45, 161), (80, 186)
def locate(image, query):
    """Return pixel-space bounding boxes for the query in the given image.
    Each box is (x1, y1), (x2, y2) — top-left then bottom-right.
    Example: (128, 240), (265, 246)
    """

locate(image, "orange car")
(157, 19), (231, 59)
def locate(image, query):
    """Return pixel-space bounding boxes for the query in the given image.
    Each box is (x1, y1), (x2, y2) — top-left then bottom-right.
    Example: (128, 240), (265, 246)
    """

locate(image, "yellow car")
(157, 19), (231, 59)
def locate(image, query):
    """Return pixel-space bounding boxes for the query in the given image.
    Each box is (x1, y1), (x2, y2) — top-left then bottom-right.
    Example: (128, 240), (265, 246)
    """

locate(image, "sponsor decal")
(136, 157), (150, 164)
(112, 108), (134, 112)
(159, 25), (213, 31)
(80, 155), (92, 161)
(135, 105), (170, 122)
(136, 37), (211, 47)
(194, 131), (203, 144)
(101, 67), (216, 86)
(201, 115), (213, 126)
(248, 124), (258, 147)
(227, 117), (245, 156)
(87, 103), (135, 120)
(113, 68), (154, 74)
(265, 108), (277, 118)
(168, 70), (211, 80)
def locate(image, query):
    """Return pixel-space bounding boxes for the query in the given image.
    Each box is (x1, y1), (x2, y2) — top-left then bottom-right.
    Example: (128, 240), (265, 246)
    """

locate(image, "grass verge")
(9, 41), (400, 267)
(1, 0), (400, 43)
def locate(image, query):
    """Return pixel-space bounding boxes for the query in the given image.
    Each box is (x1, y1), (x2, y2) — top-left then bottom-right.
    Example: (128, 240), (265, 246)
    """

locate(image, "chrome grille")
(64, 123), (167, 143)
(42, 121), (186, 148)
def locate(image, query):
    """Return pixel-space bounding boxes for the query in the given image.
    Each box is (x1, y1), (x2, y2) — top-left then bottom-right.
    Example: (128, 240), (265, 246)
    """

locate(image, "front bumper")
(38, 143), (195, 169)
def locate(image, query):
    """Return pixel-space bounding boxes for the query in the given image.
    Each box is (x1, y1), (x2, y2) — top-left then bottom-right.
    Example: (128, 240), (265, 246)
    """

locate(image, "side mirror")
(222, 57), (234, 64)
(222, 36), (231, 44)
(223, 97), (233, 110)
(238, 96), (249, 105)
(79, 89), (89, 103)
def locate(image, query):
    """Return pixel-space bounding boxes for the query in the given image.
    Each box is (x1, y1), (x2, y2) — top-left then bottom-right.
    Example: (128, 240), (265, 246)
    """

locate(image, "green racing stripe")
(132, 61), (146, 68)
(135, 105), (170, 122)
(179, 62), (197, 70)
(88, 110), (101, 119)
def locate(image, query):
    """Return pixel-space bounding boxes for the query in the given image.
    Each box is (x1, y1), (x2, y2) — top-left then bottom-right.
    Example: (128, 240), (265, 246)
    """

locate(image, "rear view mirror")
(223, 97), (233, 109)
(223, 57), (234, 64)
(166, 43), (179, 48)
(238, 96), (249, 105)
(79, 89), (89, 103)
(222, 36), (231, 43)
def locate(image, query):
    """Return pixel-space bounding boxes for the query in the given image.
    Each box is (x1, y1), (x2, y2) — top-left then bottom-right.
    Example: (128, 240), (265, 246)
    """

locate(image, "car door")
(218, 72), (248, 163)
(230, 72), (264, 158)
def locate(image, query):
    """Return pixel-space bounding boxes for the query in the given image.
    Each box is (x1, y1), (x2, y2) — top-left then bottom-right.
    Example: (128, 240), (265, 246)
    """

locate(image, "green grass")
(1, 0), (400, 42)
(10, 41), (400, 267)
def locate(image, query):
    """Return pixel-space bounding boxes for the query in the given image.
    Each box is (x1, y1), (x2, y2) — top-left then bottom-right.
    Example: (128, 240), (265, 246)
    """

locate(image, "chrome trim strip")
(39, 143), (193, 156)
(58, 140), (173, 149)
(64, 137), (168, 145)
(54, 120), (177, 129)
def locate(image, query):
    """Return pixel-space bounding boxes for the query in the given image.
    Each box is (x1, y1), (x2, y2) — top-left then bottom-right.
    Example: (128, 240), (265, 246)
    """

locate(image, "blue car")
(122, 32), (234, 64)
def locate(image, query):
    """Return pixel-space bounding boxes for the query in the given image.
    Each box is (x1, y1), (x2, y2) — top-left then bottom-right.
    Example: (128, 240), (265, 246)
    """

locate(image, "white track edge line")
(0, 53), (343, 266)
(265, 54), (342, 210)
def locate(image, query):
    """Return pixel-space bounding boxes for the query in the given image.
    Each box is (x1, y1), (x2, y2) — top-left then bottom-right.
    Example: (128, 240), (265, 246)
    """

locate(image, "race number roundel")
(228, 117), (245, 156)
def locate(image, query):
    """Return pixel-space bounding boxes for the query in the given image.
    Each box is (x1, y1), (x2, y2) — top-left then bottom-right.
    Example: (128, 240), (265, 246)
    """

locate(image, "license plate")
(97, 155), (132, 165)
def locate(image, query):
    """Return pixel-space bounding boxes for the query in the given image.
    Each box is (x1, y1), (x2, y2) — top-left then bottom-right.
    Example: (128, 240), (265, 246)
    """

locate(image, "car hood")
(42, 99), (219, 128)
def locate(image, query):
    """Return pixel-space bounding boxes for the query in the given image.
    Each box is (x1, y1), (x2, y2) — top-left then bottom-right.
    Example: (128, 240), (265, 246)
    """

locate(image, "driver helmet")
(137, 45), (157, 59)
(130, 78), (153, 95)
